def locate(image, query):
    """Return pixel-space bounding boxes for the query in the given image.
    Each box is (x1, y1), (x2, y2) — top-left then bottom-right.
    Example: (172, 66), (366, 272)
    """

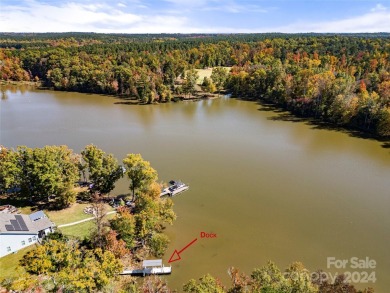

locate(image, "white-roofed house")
(0, 211), (55, 258)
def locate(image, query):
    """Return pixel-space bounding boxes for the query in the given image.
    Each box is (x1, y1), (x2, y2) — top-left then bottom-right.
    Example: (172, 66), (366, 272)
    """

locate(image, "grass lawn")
(0, 245), (36, 279)
(59, 220), (95, 239)
(59, 211), (116, 238)
(59, 210), (115, 239)
(51, 203), (115, 238)
(45, 203), (96, 226)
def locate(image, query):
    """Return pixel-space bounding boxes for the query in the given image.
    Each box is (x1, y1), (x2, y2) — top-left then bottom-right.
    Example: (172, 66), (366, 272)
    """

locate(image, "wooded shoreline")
(1, 33), (389, 138)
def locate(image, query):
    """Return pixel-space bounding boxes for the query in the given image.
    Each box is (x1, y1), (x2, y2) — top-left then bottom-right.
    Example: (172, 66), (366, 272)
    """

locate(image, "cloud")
(201, 3), (268, 13)
(0, 1), (389, 33)
(269, 4), (390, 33)
(163, 0), (210, 6)
(0, 0), (189, 33)
(0, 0), (236, 33)
(164, 0), (267, 13)
(371, 3), (387, 12)
(0, 1), (141, 32)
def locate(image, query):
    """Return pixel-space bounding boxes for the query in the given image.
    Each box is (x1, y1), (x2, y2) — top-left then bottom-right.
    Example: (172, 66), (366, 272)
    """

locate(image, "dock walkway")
(120, 259), (171, 276)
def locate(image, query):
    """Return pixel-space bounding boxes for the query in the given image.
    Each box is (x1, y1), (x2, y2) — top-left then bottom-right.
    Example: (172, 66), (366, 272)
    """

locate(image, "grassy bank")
(59, 220), (94, 238)
(0, 245), (36, 279)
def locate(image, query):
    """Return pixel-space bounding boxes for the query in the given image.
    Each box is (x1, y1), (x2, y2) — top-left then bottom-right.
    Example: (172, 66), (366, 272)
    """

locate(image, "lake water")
(1, 85), (389, 292)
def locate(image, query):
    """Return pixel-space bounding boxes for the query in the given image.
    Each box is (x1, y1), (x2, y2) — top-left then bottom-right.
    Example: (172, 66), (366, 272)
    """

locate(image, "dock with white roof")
(120, 259), (172, 276)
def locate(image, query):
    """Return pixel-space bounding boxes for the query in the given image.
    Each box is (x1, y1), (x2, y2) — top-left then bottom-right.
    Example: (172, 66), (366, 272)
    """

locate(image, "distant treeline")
(0, 33), (389, 137)
(0, 32), (389, 48)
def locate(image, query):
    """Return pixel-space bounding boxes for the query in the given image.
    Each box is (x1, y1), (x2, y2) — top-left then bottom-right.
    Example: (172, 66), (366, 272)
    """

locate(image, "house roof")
(143, 259), (163, 267)
(0, 211), (55, 235)
(29, 210), (46, 221)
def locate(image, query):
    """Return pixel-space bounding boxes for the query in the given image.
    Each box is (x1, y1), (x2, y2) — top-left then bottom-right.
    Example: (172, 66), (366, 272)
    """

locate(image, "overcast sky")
(1, 0), (389, 33)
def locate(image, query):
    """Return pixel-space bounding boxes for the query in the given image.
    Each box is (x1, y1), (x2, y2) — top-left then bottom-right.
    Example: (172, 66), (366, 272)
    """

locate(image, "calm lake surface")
(1, 86), (389, 292)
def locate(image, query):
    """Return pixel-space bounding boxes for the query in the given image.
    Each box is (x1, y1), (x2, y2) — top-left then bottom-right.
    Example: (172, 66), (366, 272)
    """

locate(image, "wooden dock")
(120, 259), (172, 276)
(120, 266), (172, 276)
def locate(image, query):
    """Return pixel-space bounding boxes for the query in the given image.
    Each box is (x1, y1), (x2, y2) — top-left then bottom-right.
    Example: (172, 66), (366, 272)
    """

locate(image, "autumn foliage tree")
(211, 66), (229, 95)
(81, 144), (123, 195)
(123, 153), (158, 201)
(109, 206), (136, 246)
(19, 239), (122, 292)
(0, 145), (79, 208)
(104, 230), (130, 259)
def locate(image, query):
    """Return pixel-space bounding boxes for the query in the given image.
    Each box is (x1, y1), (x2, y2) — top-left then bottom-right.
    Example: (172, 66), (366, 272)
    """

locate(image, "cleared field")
(195, 68), (212, 84)
(195, 67), (231, 84)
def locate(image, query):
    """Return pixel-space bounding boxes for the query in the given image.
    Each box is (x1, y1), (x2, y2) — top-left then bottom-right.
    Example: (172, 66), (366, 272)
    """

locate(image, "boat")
(120, 259), (171, 276)
(160, 180), (189, 197)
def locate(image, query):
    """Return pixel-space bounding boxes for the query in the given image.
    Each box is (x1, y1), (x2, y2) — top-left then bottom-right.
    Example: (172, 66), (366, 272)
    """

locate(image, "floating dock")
(160, 180), (189, 197)
(120, 259), (172, 276)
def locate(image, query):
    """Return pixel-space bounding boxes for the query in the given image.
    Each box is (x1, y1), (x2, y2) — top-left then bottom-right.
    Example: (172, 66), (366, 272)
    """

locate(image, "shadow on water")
(114, 101), (140, 105)
(382, 142), (390, 149)
(257, 102), (390, 150)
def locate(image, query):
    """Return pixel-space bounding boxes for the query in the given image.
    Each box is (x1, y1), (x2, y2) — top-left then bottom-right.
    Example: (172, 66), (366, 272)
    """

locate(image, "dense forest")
(1, 33), (389, 137)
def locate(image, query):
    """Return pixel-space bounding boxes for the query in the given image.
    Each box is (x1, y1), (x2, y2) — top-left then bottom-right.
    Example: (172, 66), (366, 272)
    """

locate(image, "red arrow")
(168, 238), (198, 263)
